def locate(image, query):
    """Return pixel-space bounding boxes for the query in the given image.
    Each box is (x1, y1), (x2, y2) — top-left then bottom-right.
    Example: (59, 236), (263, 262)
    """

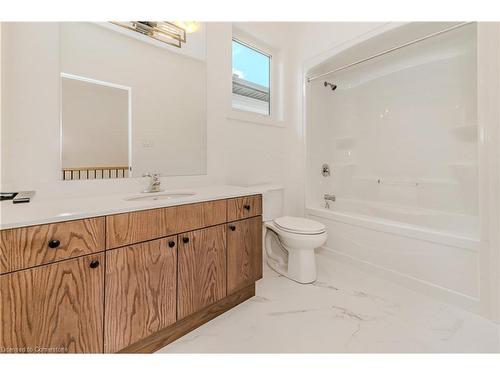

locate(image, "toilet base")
(267, 247), (317, 284)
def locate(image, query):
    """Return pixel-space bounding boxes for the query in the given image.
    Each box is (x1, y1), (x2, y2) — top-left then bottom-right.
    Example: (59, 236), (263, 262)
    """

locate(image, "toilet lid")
(273, 216), (326, 234)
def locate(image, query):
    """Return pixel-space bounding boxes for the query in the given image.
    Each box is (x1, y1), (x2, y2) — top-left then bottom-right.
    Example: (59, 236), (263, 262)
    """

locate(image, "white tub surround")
(307, 205), (480, 313)
(0, 185), (263, 230)
(304, 22), (499, 318)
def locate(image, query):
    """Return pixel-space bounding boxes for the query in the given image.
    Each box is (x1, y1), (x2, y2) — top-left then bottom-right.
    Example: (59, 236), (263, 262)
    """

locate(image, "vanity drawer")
(0, 217), (105, 274)
(227, 195), (262, 221)
(106, 199), (227, 249)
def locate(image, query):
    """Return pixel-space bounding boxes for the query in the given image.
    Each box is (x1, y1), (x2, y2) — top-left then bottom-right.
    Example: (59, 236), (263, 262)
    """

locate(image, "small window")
(232, 39), (271, 116)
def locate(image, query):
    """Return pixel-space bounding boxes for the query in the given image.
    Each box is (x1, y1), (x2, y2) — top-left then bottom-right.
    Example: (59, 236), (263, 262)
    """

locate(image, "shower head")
(324, 81), (337, 91)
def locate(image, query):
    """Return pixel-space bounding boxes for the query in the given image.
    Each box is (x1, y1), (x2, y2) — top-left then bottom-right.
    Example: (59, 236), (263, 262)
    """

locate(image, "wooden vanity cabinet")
(177, 225), (227, 320)
(104, 237), (177, 353)
(227, 216), (263, 294)
(0, 194), (262, 353)
(0, 253), (105, 353)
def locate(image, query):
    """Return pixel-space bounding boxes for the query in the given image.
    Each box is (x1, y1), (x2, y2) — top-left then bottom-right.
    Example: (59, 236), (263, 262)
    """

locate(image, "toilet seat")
(273, 216), (326, 235)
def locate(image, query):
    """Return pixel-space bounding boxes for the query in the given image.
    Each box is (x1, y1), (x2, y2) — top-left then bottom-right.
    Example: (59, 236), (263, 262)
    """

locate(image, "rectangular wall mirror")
(59, 22), (207, 180)
(2, 22), (207, 182)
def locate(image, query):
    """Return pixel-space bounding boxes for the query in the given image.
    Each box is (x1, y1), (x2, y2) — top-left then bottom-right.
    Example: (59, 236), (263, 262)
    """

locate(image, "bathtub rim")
(306, 205), (480, 252)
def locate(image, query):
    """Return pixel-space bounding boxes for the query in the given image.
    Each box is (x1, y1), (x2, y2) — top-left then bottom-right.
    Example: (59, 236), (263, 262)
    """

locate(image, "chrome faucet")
(324, 193), (336, 208)
(142, 173), (164, 193)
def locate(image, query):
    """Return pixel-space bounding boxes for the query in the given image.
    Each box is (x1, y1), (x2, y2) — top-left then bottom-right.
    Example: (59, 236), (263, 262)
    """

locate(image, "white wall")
(227, 22), (391, 217)
(477, 23), (500, 322)
(1, 23), (61, 188)
(216, 22), (299, 216)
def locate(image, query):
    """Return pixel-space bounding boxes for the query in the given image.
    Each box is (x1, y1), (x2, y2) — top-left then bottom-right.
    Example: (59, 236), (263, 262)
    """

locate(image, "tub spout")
(324, 193), (336, 208)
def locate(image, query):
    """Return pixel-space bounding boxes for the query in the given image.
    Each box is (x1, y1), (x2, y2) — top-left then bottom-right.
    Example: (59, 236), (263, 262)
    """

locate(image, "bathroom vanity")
(0, 22), (266, 353)
(0, 191), (263, 353)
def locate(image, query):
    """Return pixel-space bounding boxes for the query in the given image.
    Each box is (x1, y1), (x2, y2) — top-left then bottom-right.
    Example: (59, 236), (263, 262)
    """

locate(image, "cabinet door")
(0, 253), (104, 353)
(227, 216), (263, 295)
(177, 225), (226, 320)
(104, 237), (177, 353)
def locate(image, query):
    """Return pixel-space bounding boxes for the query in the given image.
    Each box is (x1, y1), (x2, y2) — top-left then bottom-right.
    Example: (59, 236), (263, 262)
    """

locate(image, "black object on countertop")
(1, 191), (36, 203)
(12, 191), (36, 204)
(0, 192), (18, 201)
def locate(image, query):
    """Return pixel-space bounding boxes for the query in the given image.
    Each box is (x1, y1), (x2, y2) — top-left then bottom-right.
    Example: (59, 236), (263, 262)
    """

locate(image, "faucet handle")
(142, 172), (161, 179)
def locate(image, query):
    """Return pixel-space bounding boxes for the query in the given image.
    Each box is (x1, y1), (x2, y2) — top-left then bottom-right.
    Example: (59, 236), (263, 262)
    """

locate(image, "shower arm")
(306, 22), (473, 83)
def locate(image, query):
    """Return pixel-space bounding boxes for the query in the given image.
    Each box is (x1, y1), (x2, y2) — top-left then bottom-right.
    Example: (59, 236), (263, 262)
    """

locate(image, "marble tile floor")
(158, 250), (500, 353)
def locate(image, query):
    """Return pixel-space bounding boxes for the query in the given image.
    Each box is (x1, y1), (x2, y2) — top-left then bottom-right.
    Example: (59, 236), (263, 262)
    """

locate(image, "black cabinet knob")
(229, 225), (236, 231)
(48, 239), (60, 248)
(89, 260), (100, 269)
(182, 237), (189, 244)
(168, 241), (175, 248)
(243, 204), (251, 210)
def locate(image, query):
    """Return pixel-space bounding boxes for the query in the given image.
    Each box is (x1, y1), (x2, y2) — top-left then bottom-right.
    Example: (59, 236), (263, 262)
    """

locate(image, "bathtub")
(306, 199), (481, 310)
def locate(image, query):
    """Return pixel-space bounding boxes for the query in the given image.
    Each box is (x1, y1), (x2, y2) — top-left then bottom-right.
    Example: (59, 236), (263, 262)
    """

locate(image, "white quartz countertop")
(0, 185), (264, 230)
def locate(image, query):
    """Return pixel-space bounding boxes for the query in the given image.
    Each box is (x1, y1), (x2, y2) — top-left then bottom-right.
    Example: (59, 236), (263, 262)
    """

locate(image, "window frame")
(228, 27), (283, 127)
(231, 37), (272, 116)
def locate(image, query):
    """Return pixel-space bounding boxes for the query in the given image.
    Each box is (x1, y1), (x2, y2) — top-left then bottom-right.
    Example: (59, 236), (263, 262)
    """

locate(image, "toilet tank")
(251, 185), (284, 222)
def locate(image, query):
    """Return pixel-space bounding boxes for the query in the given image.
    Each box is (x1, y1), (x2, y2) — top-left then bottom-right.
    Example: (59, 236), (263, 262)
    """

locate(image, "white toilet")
(260, 186), (327, 284)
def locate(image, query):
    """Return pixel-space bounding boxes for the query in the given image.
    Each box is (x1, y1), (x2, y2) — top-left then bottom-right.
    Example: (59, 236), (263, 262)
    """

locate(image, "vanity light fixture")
(110, 21), (189, 48)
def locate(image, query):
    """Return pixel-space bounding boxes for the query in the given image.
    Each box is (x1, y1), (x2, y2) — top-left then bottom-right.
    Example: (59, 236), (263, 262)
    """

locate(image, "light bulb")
(173, 21), (200, 33)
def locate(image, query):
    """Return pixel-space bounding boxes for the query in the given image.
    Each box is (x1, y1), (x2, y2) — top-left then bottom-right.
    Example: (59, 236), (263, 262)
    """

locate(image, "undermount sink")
(124, 192), (196, 202)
